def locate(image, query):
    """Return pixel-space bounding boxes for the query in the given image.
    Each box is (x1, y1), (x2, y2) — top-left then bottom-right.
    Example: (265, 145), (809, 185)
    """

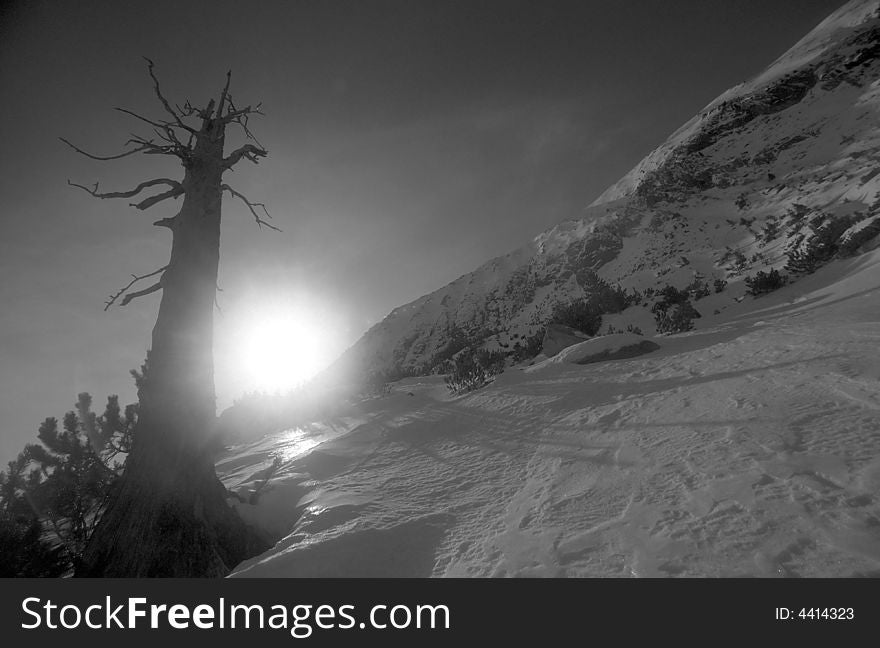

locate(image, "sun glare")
(236, 304), (337, 393)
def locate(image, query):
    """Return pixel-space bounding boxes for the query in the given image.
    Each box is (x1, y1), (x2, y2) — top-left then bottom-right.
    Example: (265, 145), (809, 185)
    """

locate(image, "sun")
(236, 305), (337, 393)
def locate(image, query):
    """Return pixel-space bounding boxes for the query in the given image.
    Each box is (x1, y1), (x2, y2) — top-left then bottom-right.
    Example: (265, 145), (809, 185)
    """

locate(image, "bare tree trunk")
(65, 62), (273, 576)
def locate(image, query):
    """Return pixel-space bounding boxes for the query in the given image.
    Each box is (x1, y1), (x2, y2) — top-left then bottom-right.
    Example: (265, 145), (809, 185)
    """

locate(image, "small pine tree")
(444, 352), (487, 394)
(0, 455), (69, 577)
(837, 217), (880, 258)
(686, 278), (711, 300)
(651, 284), (690, 313)
(745, 268), (788, 295)
(550, 299), (603, 336)
(785, 218), (853, 274)
(626, 287), (643, 307)
(578, 272), (631, 312)
(512, 331), (544, 362)
(654, 300), (700, 334)
(444, 348), (506, 394)
(760, 219), (780, 243)
(0, 392), (136, 575)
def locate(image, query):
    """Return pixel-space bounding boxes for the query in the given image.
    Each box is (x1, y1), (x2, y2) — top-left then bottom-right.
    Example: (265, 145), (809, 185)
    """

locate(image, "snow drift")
(541, 333), (661, 367)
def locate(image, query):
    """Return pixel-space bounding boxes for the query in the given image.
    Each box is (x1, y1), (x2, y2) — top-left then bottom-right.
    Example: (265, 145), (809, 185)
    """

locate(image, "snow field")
(227, 250), (880, 577)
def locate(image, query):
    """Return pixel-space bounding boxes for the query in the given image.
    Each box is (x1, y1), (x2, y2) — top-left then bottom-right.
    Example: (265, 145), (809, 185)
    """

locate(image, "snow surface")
(224, 249), (880, 577)
(536, 332), (659, 367)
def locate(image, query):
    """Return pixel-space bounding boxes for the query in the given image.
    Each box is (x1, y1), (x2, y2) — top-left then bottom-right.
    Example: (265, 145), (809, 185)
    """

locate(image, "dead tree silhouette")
(62, 59), (275, 576)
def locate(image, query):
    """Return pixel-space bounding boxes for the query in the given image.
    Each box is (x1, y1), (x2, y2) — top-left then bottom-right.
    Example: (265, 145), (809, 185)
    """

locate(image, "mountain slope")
(226, 247), (880, 577)
(220, 1), (880, 578)
(333, 0), (880, 382)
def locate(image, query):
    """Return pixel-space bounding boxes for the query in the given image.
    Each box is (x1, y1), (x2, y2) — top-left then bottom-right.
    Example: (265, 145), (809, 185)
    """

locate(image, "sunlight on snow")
(275, 427), (320, 462)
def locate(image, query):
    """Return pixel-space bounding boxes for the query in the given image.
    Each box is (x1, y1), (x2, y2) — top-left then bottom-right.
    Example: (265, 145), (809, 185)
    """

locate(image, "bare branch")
(220, 92), (266, 146)
(59, 137), (156, 161)
(151, 127), (176, 146)
(120, 282), (162, 306)
(143, 57), (196, 133)
(221, 96), (266, 147)
(124, 134), (175, 154)
(130, 185), (184, 210)
(222, 184), (281, 232)
(223, 143), (267, 169)
(113, 107), (172, 131)
(222, 104), (263, 123)
(152, 216), (176, 229)
(178, 100), (198, 118)
(104, 266), (168, 311)
(67, 178), (183, 207)
(223, 93), (264, 119)
(237, 116), (266, 150)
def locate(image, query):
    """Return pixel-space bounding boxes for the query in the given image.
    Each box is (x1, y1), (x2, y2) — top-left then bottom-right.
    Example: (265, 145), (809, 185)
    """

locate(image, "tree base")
(77, 447), (269, 577)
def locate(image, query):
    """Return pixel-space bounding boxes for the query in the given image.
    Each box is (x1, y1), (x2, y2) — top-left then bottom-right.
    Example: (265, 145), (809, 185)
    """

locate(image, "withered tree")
(62, 59), (275, 576)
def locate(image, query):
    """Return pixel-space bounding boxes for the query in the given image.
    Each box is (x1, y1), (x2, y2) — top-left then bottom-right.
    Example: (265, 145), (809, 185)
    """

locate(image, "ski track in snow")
(227, 253), (880, 578)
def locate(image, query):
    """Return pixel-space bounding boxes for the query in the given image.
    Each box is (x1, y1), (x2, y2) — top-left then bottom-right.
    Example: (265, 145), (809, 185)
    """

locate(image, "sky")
(0, 0), (845, 465)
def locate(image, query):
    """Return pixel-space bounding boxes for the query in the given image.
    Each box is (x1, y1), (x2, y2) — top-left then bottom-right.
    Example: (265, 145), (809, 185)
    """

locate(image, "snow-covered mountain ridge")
(217, 2), (880, 577)
(332, 0), (880, 382)
(224, 246), (880, 577)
